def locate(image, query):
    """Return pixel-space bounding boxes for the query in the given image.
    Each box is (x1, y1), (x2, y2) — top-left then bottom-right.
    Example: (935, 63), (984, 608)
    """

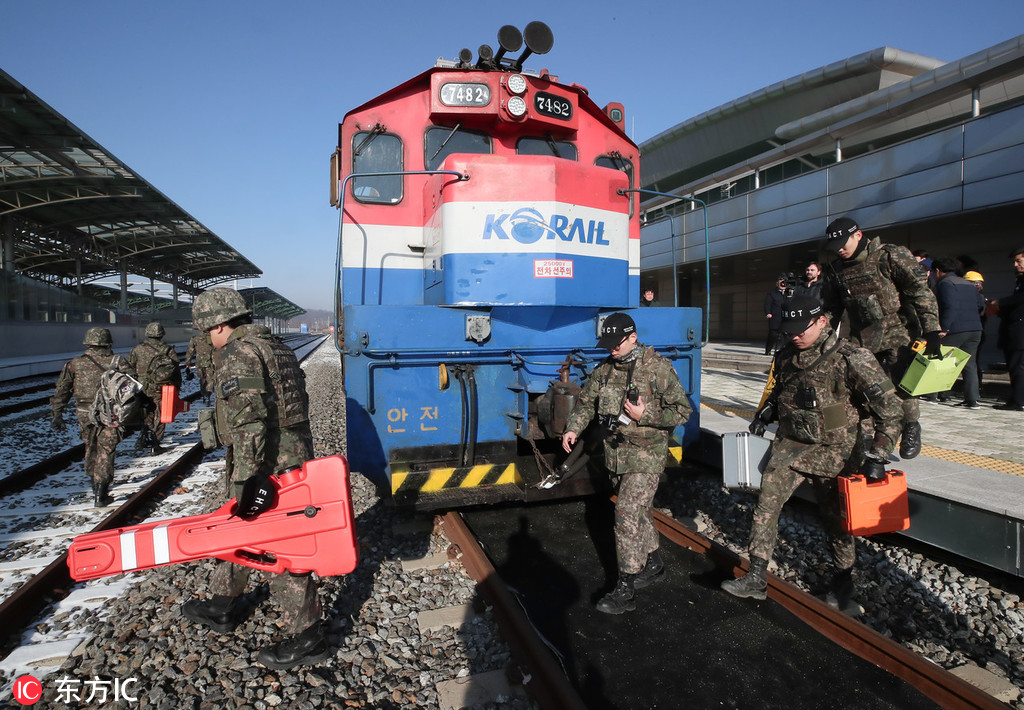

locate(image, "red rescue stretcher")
(67, 455), (358, 581)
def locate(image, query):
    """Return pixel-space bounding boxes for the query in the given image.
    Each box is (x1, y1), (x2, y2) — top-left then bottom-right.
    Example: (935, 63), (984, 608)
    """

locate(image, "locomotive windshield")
(352, 130), (403, 204)
(516, 136), (577, 160)
(424, 125), (492, 171)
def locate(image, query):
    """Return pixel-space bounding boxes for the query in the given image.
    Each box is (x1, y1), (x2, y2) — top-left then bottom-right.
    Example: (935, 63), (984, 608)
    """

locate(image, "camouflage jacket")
(185, 333), (214, 370)
(771, 328), (902, 477)
(564, 344), (692, 475)
(212, 324), (312, 481)
(128, 338), (181, 393)
(51, 346), (115, 420)
(826, 236), (939, 353)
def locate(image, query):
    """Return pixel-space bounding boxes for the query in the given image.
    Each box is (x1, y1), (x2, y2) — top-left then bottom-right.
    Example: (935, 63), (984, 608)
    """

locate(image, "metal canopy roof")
(79, 284), (305, 321)
(0, 68), (261, 294)
(237, 287), (305, 320)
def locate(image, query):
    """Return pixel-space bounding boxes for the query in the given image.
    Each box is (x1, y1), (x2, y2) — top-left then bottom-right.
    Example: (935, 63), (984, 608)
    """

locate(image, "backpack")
(143, 342), (181, 387)
(87, 355), (146, 428)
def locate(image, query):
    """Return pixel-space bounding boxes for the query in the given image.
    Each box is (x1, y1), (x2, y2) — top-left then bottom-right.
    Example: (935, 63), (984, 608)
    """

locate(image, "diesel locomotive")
(331, 22), (703, 507)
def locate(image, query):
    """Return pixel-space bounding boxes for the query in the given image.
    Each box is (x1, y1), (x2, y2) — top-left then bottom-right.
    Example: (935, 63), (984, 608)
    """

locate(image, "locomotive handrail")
(333, 169), (469, 353)
(620, 188), (711, 346)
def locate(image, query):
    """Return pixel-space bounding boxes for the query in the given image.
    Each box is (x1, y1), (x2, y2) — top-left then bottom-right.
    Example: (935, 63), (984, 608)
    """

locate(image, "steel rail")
(440, 511), (589, 710)
(0, 394), (51, 417)
(0, 444), (85, 497)
(0, 335), (323, 657)
(0, 382), (52, 401)
(0, 441), (205, 657)
(651, 508), (1007, 710)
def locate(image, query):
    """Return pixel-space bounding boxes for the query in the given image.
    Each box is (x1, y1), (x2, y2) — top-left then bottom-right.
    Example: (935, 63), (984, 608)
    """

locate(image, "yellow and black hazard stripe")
(391, 463), (522, 496)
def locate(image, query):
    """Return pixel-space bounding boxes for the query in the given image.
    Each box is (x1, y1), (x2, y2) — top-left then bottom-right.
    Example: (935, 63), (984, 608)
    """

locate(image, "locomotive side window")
(596, 154), (634, 215)
(424, 126), (492, 171)
(352, 130), (403, 204)
(516, 136), (578, 161)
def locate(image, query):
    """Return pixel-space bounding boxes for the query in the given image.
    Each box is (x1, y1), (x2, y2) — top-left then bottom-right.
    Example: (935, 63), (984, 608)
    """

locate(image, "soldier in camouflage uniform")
(561, 313), (693, 614)
(50, 327), (125, 507)
(181, 288), (327, 670)
(127, 322), (181, 454)
(185, 330), (215, 404)
(821, 217), (941, 459)
(721, 295), (903, 612)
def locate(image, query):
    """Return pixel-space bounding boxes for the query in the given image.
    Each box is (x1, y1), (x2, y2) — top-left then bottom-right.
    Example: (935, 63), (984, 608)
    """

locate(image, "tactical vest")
(228, 326), (309, 430)
(775, 336), (860, 446)
(832, 239), (903, 350)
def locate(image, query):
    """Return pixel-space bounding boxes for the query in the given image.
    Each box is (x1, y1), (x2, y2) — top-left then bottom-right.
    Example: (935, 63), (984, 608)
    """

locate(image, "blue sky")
(4, 0), (1022, 311)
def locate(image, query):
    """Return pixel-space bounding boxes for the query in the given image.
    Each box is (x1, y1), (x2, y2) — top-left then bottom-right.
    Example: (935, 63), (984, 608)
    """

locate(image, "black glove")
(236, 474), (277, 519)
(862, 456), (888, 482)
(51, 414), (66, 432)
(185, 368), (195, 381)
(923, 331), (942, 358)
(748, 400), (776, 437)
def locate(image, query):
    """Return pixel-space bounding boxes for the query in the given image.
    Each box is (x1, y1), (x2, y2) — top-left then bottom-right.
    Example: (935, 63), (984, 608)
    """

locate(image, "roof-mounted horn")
(514, 21), (553, 70)
(493, 25), (523, 65)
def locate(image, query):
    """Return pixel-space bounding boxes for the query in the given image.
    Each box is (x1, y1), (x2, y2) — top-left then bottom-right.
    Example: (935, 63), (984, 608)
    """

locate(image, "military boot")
(182, 595), (242, 633)
(134, 432), (148, 452)
(824, 568), (862, 616)
(899, 421), (922, 459)
(595, 573), (637, 614)
(93, 481), (114, 507)
(257, 622), (330, 670)
(721, 557), (768, 600)
(633, 549), (665, 589)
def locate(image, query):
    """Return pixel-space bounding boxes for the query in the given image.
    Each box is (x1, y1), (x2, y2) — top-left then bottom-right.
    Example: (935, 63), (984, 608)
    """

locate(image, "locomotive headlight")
(506, 96), (528, 117)
(506, 73), (527, 95)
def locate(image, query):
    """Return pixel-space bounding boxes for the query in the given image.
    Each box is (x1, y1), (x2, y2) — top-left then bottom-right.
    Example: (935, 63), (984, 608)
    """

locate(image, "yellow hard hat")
(964, 271), (984, 282)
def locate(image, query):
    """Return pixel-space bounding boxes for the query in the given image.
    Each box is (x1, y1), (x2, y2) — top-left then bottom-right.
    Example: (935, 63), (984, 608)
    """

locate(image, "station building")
(638, 34), (1024, 367)
(0, 68), (304, 371)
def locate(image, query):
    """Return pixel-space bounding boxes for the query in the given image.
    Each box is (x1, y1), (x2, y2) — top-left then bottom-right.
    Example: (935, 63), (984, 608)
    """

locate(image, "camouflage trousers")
(82, 423), (122, 487)
(210, 563), (320, 635)
(143, 389), (166, 442)
(747, 456), (855, 571)
(876, 347), (919, 425)
(614, 471), (662, 575)
(208, 446), (321, 634)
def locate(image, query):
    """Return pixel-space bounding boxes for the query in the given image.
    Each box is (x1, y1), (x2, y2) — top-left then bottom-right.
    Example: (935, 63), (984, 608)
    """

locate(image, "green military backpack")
(143, 342), (181, 387)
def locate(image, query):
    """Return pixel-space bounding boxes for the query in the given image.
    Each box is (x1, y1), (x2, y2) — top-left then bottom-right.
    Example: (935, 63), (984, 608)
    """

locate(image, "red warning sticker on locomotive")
(534, 259), (574, 278)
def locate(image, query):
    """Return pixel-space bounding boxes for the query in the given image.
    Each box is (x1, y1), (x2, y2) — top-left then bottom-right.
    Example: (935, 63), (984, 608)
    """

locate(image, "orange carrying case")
(838, 470), (910, 536)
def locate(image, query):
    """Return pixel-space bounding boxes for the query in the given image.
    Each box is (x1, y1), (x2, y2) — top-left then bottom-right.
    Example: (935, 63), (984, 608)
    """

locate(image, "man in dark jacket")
(763, 276), (788, 355)
(932, 258), (985, 409)
(795, 262), (824, 302)
(989, 248), (1024, 410)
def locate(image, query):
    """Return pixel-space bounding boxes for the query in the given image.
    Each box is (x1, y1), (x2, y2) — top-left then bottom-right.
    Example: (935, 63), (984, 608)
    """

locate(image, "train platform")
(0, 344), (189, 383)
(697, 340), (1024, 577)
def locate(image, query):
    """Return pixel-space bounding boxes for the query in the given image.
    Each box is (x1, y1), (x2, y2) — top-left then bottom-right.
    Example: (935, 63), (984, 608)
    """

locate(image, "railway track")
(0, 335), (327, 662)
(458, 493), (1013, 709)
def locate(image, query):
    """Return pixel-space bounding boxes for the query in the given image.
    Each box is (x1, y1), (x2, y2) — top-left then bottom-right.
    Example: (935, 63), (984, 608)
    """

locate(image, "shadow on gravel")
(658, 469), (1024, 693)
